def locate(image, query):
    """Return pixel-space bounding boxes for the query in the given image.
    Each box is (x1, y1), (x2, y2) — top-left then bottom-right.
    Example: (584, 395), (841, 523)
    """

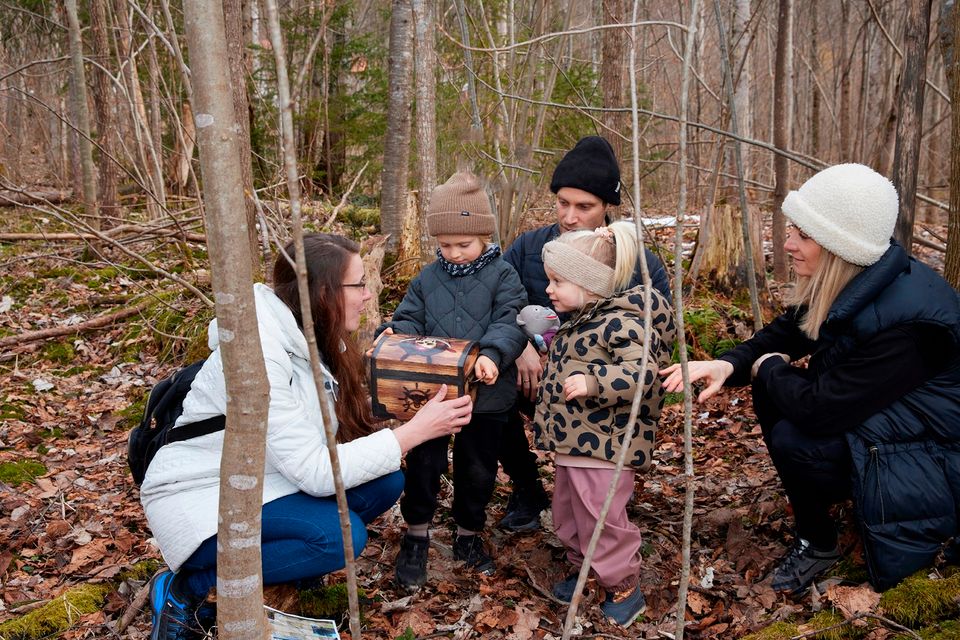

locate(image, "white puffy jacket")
(139, 283), (402, 571)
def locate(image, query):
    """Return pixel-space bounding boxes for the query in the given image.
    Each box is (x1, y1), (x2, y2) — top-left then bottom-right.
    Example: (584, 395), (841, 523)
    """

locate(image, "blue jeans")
(179, 470), (404, 598)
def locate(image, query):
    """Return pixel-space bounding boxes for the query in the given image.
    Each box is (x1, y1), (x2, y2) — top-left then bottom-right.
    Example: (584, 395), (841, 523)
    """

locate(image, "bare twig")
(322, 161), (369, 229)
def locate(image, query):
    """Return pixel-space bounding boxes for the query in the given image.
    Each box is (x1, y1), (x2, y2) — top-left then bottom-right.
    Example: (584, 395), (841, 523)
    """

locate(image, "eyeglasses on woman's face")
(341, 278), (367, 290)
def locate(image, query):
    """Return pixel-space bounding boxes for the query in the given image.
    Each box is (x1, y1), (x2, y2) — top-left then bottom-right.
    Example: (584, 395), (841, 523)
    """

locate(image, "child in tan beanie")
(534, 221), (676, 627)
(378, 172), (528, 590)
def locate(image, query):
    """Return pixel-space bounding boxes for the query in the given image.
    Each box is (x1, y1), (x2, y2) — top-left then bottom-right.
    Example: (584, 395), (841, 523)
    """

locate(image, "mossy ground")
(880, 571), (960, 628)
(0, 583), (112, 640)
(0, 460), (46, 485)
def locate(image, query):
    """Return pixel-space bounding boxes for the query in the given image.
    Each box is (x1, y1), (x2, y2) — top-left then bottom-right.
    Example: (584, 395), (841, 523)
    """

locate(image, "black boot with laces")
(395, 534), (430, 591)
(453, 534), (495, 575)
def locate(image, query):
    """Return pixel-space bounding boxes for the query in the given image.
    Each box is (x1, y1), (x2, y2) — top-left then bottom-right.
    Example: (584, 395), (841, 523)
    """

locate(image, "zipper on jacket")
(869, 445), (885, 524)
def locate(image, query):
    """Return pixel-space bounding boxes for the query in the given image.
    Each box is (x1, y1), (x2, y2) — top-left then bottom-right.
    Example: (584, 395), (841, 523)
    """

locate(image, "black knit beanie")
(549, 136), (621, 206)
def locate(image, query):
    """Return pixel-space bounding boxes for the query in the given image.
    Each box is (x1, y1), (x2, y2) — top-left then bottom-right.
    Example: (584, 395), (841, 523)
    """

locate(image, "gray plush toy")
(516, 305), (560, 353)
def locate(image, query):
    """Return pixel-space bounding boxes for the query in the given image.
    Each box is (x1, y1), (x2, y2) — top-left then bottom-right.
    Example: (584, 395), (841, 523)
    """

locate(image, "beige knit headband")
(542, 240), (615, 298)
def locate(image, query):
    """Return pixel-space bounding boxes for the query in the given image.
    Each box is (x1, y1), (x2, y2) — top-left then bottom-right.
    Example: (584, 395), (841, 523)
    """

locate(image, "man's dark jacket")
(504, 223), (672, 310)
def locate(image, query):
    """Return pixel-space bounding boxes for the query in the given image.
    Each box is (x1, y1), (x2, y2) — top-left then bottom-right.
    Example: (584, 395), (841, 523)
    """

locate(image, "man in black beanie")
(498, 135), (671, 531)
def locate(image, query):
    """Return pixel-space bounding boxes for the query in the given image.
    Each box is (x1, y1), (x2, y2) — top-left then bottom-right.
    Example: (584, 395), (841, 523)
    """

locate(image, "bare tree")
(772, 0), (793, 281)
(601, 0), (627, 162)
(89, 0), (118, 221)
(941, 0), (960, 286)
(412, 0), (438, 264)
(381, 0), (414, 255)
(224, 0), (262, 278)
(182, 1), (271, 638)
(893, 0), (934, 253)
(64, 0), (98, 227)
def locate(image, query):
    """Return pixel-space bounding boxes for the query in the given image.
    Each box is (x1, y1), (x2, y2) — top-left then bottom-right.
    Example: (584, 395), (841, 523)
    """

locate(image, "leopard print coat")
(533, 285), (676, 470)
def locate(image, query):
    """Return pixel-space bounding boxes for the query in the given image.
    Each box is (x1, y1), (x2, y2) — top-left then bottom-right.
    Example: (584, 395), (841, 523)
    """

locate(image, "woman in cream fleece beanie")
(781, 163), (898, 267)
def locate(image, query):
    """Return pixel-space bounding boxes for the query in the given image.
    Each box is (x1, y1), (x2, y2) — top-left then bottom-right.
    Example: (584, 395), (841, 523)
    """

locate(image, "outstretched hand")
(659, 360), (734, 403)
(392, 384), (473, 453)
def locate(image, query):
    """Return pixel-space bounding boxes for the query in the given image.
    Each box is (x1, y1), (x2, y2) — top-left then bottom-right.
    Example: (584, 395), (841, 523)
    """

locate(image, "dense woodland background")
(2, 0), (960, 639)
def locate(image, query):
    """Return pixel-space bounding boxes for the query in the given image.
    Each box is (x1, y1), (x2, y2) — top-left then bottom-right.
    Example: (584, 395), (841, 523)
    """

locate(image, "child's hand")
(368, 327), (395, 357)
(474, 355), (499, 385)
(563, 374), (588, 401)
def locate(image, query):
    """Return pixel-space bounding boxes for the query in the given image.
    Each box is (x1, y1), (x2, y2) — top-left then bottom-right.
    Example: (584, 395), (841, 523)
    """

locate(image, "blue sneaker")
(600, 585), (646, 627)
(149, 570), (204, 640)
(552, 572), (579, 603)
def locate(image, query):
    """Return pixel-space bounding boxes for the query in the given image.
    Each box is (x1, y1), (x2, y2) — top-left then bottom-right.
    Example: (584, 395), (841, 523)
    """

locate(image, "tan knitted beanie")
(427, 172), (496, 237)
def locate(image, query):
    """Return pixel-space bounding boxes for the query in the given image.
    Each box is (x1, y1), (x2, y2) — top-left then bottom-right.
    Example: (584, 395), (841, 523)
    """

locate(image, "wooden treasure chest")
(368, 332), (480, 420)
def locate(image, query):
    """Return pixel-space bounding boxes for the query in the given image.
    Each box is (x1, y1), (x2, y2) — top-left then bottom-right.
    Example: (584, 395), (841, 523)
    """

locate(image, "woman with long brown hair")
(140, 233), (473, 640)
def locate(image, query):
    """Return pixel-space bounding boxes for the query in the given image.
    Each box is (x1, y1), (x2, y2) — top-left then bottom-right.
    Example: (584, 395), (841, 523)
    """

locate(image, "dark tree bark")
(839, 0), (852, 161)
(601, 0), (627, 162)
(380, 0), (414, 255)
(940, 0), (960, 286)
(893, 0), (934, 254)
(90, 0), (118, 220)
(772, 0), (792, 281)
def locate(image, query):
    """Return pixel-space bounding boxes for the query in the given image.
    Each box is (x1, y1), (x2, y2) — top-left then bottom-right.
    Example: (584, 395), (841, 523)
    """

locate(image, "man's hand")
(515, 342), (543, 401)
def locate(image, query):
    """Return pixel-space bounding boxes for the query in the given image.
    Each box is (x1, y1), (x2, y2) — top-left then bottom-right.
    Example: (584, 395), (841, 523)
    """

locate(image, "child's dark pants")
(401, 412), (508, 531)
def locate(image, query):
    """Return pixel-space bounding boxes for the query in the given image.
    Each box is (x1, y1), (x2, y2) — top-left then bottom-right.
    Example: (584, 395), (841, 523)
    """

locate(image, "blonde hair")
(554, 220), (641, 294)
(785, 249), (863, 339)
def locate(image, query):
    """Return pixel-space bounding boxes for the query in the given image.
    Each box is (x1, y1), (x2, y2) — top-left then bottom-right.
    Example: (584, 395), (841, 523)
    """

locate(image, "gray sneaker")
(770, 538), (841, 595)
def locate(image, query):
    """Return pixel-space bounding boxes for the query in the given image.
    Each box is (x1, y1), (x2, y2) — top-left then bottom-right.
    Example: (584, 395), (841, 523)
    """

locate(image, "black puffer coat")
(724, 243), (960, 590)
(820, 245), (960, 589)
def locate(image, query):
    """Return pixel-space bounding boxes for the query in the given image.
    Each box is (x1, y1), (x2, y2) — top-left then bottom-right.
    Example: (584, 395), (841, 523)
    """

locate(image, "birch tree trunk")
(772, 0), (793, 281)
(893, 0), (934, 254)
(732, 0), (752, 181)
(224, 0), (262, 278)
(182, 1), (271, 638)
(413, 0), (438, 265)
(941, 0), (960, 286)
(381, 0), (414, 256)
(65, 0), (99, 227)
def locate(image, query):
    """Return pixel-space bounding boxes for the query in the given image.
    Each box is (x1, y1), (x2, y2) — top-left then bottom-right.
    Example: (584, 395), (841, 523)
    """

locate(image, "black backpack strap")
(165, 415), (227, 444)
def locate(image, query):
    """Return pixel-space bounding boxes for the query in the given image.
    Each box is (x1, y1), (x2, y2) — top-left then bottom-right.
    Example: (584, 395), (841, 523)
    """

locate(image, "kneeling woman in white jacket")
(140, 233), (474, 640)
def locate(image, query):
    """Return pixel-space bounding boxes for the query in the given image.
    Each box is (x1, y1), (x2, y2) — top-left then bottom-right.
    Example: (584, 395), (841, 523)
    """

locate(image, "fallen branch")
(0, 300), (152, 349)
(115, 579), (151, 634)
(0, 224), (206, 244)
(0, 189), (72, 206)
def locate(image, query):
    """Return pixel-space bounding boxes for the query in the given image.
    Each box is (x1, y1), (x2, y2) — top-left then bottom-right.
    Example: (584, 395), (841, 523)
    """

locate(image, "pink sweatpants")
(552, 464), (641, 592)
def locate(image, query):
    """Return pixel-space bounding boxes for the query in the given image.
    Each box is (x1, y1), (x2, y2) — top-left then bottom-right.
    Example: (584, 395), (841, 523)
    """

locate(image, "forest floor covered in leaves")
(1, 206), (958, 640)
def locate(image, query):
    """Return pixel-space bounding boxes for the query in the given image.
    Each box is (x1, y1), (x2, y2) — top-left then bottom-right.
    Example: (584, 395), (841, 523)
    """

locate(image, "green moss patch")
(298, 583), (366, 621)
(42, 340), (76, 365)
(0, 460), (47, 485)
(880, 571), (960, 628)
(919, 619), (960, 639)
(0, 583), (112, 640)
